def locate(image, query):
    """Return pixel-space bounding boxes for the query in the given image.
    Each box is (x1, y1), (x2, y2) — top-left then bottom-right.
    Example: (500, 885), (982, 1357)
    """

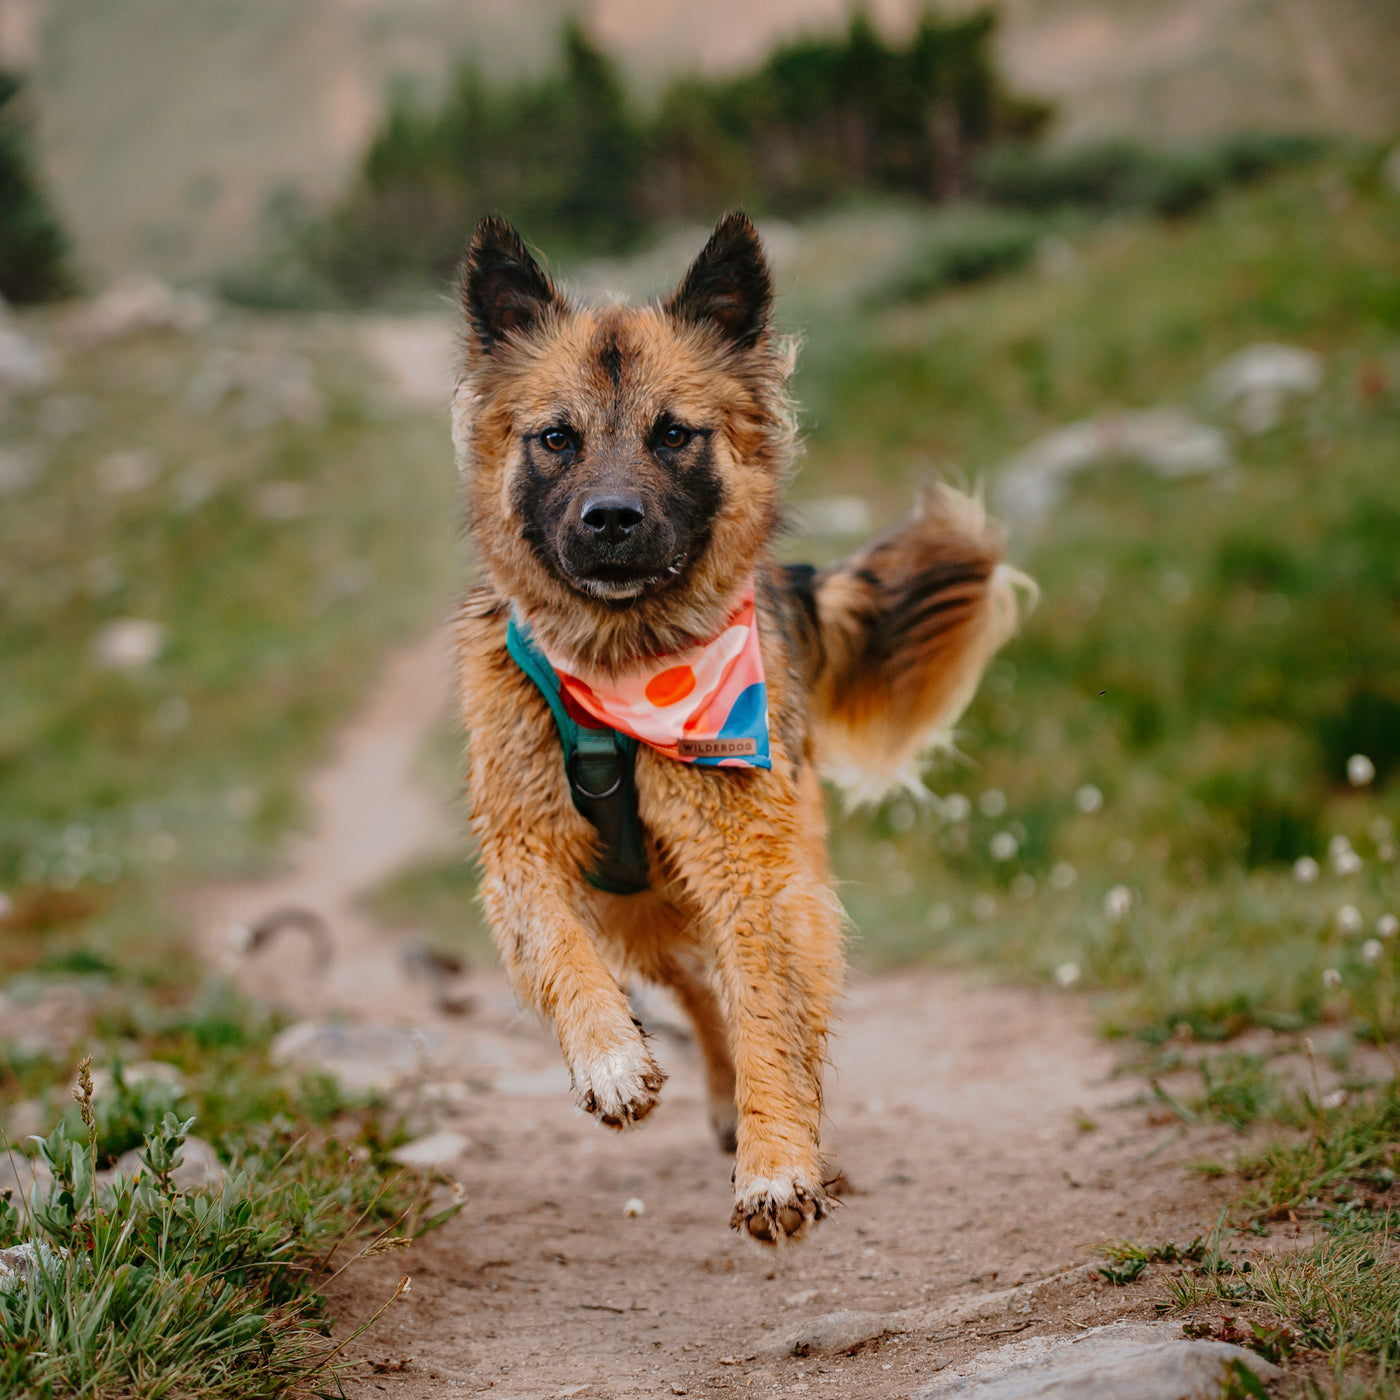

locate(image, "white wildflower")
(1049, 861), (1078, 890)
(1075, 784), (1104, 815)
(979, 789), (1007, 818)
(624, 1197), (645, 1218)
(1347, 754), (1376, 787)
(989, 830), (1019, 861)
(1360, 938), (1384, 966)
(1292, 856), (1320, 884)
(1377, 914), (1399, 940)
(1330, 835), (1362, 876)
(1323, 968), (1343, 990)
(1103, 884), (1133, 922)
(942, 793), (971, 822)
(1335, 904), (1364, 935)
(1055, 962), (1081, 988)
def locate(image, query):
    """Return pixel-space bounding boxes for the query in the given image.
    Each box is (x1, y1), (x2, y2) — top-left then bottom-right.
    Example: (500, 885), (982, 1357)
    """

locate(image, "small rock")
(623, 1197), (645, 1218)
(995, 410), (1229, 527)
(785, 1287), (820, 1306)
(0, 320), (59, 394)
(109, 1135), (225, 1192)
(759, 1308), (901, 1358)
(271, 1020), (443, 1092)
(390, 1131), (471, 1169)
(913, 1322), (1280, 1398)
(68, 274), (211, 348)
(0, 1241), (68, 1294)
(1207, 343), (1322, 434)
(93, 617), (165, 670)
(0, 1154), (54, 1209)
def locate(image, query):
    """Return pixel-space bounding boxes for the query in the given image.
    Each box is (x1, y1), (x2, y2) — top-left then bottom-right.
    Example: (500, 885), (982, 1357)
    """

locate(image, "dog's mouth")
(569, 550), (692, 605)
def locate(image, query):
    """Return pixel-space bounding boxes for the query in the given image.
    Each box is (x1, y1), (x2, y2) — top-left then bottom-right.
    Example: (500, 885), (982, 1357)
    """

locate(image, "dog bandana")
(520, 583), (771, 770)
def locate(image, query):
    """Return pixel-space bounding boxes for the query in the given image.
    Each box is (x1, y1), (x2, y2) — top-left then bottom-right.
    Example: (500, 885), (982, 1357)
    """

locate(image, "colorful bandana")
(519, 583), (771, 769)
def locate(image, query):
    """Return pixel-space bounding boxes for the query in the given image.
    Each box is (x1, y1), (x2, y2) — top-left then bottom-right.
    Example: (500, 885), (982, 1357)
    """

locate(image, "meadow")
(2, 146), (1398, 1393)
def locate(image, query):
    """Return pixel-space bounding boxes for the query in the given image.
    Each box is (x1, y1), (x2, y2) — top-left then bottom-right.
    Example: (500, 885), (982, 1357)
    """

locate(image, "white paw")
(731, 1171), (828, 1244)
(571, 1042), (666, 1128)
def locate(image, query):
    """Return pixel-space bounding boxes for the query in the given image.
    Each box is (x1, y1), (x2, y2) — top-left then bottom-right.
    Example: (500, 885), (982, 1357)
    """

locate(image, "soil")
(187, 634), (1245, 1399)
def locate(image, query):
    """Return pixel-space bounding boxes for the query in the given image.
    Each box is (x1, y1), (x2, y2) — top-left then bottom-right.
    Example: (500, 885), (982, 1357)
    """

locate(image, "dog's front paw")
(571, 1043), (667, 1128)
(730, 1171), (828, 1244)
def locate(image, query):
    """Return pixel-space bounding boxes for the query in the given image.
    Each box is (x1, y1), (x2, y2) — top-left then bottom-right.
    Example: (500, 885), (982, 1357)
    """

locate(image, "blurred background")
(0, 2), (1399, 1380)
(4, 0), (1397, 1019)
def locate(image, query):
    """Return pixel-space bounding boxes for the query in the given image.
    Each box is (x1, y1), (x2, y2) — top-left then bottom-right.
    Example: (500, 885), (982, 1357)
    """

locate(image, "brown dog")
(452, 212), (1024, 1243)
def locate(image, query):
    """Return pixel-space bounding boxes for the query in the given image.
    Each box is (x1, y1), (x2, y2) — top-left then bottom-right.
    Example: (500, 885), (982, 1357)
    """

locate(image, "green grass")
(1153, 1083), (1400, 1395)
(1, 997), (458, 1398)
(0, 312), (455, 973)
(790, 151), (1400, 1044)
(0, 313), (459, 1393)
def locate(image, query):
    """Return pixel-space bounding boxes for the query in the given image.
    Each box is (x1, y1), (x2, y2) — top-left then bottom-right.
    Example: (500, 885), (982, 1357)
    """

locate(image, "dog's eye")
(541, 428), (573, 454)
(659, 424), (691, 451)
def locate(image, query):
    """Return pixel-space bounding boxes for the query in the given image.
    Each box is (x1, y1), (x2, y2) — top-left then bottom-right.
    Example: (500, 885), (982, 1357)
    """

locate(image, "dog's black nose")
(580, 494), (645, 544)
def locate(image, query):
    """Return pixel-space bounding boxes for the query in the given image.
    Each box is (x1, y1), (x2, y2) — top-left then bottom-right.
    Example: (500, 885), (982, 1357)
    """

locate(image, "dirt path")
(188, 636), (1238, 1399)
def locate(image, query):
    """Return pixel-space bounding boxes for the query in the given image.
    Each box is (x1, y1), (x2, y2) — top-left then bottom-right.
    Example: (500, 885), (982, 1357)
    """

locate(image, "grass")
(0, 312), (459, 1394)
(1, 1002), (459, 1398)
(0, 313), (456, 981)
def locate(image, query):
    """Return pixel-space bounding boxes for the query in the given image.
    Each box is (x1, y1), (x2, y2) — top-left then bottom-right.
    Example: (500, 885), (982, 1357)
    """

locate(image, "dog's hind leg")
(654, 956), (739, 1153)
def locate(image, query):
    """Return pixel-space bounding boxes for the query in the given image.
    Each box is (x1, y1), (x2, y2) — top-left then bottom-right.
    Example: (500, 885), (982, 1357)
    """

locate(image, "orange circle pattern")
(644, 664), (697, 707)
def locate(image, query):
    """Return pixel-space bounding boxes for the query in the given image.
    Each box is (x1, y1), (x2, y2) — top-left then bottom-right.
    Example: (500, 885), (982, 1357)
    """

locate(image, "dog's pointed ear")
(461, 216), (561, 353)
(666, 211), (772, 351)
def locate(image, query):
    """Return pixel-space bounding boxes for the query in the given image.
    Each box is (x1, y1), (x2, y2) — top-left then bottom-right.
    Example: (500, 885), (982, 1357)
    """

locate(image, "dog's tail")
(805, 484), (1033, 804)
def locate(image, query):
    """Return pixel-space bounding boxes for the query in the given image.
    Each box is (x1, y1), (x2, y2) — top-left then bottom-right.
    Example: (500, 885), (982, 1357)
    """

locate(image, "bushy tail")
(808, 484), (1033, 804)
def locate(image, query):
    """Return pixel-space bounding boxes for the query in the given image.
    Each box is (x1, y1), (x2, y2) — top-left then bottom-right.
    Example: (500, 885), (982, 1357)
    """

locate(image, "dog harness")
(506, 584), (771, 894)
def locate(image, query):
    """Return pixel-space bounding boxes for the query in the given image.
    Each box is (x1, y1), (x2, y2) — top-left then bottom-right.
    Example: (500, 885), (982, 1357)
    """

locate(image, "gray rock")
(995, 409), (1230, 527)
(0, 321), (59, 394)
(758, 1308), (902, 1358)
(0, 1153), (54, 1208)
(108, 1135), (225, 1192)
(913, 1322), (1280, 1399)
(271, 1020), (444, 1092)
(0, 1241), (68, 1295)
(1207, 343), (1322, 433)
(389, 1130), (471, 1169)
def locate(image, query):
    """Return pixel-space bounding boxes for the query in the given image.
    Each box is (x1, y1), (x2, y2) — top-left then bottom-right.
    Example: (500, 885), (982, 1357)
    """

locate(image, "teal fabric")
(506, 615), (651, 895)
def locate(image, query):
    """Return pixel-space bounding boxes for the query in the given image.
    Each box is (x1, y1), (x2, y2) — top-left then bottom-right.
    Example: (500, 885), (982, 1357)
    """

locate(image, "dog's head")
(454, 212), (795, 672)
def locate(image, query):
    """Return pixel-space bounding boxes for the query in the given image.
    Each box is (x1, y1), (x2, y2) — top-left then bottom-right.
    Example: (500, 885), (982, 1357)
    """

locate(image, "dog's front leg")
(479, 855), (666, 1127)
(659, 821), (842, 1242)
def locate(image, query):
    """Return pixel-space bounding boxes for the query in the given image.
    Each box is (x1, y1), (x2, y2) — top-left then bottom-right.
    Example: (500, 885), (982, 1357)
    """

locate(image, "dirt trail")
(185, 624), (1244, 1399)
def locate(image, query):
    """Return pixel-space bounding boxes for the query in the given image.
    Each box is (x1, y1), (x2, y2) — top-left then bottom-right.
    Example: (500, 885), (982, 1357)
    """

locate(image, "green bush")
(975, 133), (1325, 215)
(0, 71), (72, 303)
(295, 10), (1049, 301)
(872, 207), (1043, 303)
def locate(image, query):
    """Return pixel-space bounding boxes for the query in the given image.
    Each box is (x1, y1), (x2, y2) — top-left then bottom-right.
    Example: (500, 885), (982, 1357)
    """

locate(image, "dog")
(452, 211), (1025, 1243)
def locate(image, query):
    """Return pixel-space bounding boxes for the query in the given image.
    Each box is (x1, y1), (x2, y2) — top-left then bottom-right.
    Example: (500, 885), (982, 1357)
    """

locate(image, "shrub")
(0, 71), (72, 303)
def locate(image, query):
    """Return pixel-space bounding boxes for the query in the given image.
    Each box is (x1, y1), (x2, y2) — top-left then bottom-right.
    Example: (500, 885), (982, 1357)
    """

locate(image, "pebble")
(390, 1131), (471, 1169)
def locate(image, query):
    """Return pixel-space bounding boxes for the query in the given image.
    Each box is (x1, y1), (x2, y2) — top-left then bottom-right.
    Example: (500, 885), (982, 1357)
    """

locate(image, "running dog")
(452, 212), (1025, 1242)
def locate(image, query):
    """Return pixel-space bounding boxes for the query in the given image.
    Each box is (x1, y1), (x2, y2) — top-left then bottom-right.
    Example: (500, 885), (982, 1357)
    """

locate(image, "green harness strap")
(505, 616), (651, 896)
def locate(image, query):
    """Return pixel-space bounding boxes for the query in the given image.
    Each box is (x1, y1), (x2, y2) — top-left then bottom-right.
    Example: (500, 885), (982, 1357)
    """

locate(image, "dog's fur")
(452, 212), (1025, 1243)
